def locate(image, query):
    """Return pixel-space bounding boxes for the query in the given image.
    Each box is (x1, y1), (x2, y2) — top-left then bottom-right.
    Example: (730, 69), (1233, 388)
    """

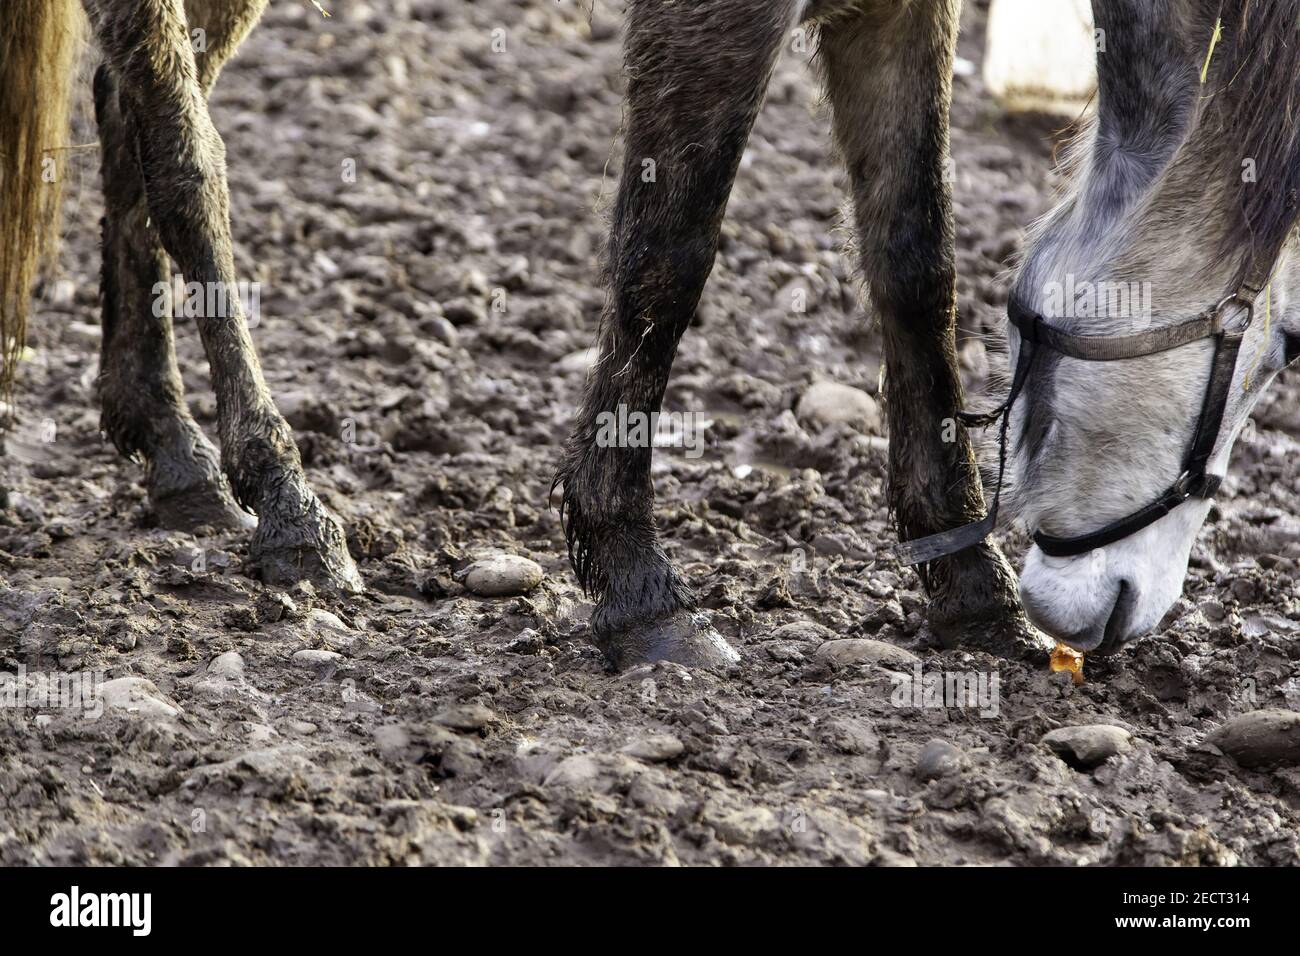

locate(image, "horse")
(1, 0), (361, 592)
(556, 0), (1300, 670)
(994, 0), (1300, 655)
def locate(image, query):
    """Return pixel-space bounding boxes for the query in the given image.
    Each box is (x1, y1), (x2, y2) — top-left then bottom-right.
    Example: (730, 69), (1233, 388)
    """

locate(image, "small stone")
(305, 608), (351, 637)
(713, 807), (780, 847)
(556, 347), (599, 374)
(1199, 599), (1228, 623)
(434, 703), (496, 732)
(819, 717), (879, 756)
(771, 620), (837, 645)
(1041, 724), (1133, 770)
(765, 642), (805, 663)
(293, 648), (344, 669)
(422, 314), (459, 347)
(1207, 709), (1300, 768)
(621, 734), (684, 763)
(542, 754), (600, 789)
(275, 389), (338, 435)
(256, 591), (298, 625)
(795, 381), (881, 434)
(463, 554), (543, 597)
(442, 297), (485, 326)
(208, 651), (245, 679)
(373, 724), (411, 756)
(815, 638), (920, 669)
(97, 677), (181, 720)
(915, 739), (967, 781)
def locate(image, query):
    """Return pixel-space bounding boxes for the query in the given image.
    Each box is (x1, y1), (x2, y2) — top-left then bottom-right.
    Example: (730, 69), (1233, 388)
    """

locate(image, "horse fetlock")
(590, 560), (695, 638)
(219, 415), (304, 513)
(925, 542), (1049, 662)
(145, 418), (250, 533)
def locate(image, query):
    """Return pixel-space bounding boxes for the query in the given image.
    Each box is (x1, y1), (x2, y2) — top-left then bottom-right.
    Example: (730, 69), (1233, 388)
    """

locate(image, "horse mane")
(1203, 0), (1300, 286)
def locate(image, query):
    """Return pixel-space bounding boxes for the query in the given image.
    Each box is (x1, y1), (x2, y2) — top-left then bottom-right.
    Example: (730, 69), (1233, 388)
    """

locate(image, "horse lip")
(1021, 577), (1128, 655)
(1020, 592), (1103, 653)
(1094, 580), (1135, 656)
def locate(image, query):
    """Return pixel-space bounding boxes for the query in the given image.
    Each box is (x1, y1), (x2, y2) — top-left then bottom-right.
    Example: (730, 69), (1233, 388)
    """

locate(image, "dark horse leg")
(557, 0), (801, 670)
(819, 0), (1039, 656)
(92, 0), (262, 532)
(82, 0), (361, 591)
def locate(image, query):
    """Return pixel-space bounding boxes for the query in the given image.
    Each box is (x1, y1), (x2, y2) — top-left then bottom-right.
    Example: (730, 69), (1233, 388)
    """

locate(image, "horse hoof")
(934, 612), (1053, 664)
(599, 610), (741, 672)
(249, 504), (363, 594)
(151, 483), (254, 534)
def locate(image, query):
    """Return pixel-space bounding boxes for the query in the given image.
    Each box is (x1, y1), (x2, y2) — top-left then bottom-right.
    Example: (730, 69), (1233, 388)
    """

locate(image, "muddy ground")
(3, 0), (1300, 866)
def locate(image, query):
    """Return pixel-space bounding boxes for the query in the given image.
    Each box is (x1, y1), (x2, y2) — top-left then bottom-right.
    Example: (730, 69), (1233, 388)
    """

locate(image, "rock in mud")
(292, 649), (344, 670)
(97, 677), (181, 720)
(305, 608), (351, 638)
(434, 704), (497, 732)
(771, 620), (837, 645)
(1041, 725), (1132, 770)
(542, 754), (600, 790)
(815, 638), (919, 669)
(915, 739), (967, 781)
(1207, 710), (1300, 768)
(795, 382), (881, 434)
(463, 554), (543, 597)
(208, 651), (246, 679)
(712, 807), (781, 847)
(621, 734), (684, 763)
(819, 717), (879, 756)
(556, 347), (598, 374)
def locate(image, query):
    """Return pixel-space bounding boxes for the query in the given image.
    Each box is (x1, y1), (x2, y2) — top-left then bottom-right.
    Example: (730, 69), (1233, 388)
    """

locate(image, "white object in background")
(984, 0), (1097, 116)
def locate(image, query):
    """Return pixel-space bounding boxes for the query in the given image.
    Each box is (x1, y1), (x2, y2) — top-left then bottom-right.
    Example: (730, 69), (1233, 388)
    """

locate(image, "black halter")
(895, 284), (1259, 566)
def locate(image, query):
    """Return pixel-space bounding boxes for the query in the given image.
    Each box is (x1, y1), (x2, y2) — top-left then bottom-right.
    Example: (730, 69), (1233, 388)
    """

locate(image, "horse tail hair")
(0, 0), (84, 404)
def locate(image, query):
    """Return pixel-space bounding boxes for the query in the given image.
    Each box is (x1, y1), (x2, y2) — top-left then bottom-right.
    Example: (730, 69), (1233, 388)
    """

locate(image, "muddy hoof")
(924, 541), (1048, 663)
(151, 482), (254, 534)
(250, 501), (363, 593)
(146, 429), (252, 533)
(599, 610), (740, 672)
(933, 611), (1052, 664)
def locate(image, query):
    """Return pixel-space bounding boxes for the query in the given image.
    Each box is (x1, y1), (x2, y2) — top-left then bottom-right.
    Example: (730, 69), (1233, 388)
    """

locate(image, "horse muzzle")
(1019, 554), (1141, 655)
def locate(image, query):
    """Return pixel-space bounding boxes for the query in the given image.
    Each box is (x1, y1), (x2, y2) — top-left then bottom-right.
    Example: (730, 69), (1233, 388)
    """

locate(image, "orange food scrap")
(1050, 642), (1085, 685)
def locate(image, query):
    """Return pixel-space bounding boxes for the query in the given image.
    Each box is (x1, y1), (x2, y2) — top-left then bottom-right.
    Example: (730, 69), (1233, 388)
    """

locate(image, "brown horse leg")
(819, 0), (1044, 658)
(94, 62), (249, 532)
(91, 0), (268, 532)
(556, 0), (800, 670)
(82, 0), (361, 591)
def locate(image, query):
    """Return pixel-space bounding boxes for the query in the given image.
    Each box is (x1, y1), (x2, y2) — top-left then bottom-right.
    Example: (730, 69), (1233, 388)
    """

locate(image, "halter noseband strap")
(895, 288), (1256, 567)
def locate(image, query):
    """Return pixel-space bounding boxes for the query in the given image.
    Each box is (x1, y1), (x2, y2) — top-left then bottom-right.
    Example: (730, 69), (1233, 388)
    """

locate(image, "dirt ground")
(3, 0), (1300, 867)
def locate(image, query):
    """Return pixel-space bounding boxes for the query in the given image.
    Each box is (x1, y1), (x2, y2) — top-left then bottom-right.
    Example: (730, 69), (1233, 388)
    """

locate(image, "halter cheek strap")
(894, 289), (1256, 567)
(1032, 303), (1246, 556)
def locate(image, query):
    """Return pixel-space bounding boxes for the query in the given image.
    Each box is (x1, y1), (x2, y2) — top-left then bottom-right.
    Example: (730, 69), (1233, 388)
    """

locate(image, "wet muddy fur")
(557, 0), (1034, 670)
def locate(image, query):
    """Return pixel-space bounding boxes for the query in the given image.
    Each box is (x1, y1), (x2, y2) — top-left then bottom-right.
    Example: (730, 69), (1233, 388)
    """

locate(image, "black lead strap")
(894, 343), (1034, 566)
(894, 289), (1258, 567)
